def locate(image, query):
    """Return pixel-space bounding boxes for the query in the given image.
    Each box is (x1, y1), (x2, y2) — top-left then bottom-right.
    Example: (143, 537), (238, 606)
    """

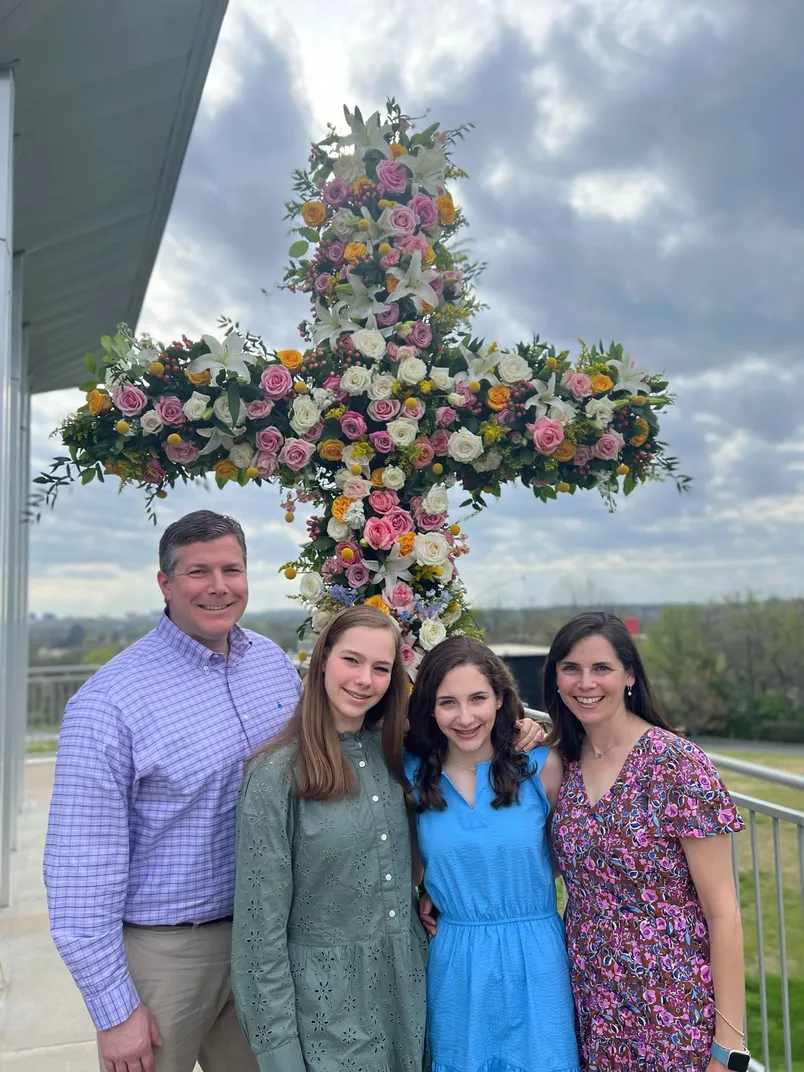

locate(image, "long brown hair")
(543, 611), (671, 762)
(255, 606), (409, 800)
(405, 636), (530, 811)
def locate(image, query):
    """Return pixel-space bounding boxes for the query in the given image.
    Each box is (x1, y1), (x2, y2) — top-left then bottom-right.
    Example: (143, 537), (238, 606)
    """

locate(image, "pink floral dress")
(551, 727), (744, 1071)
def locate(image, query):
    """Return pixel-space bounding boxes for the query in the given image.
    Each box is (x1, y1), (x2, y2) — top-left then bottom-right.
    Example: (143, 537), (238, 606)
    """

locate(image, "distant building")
(489, 643), (550, 714)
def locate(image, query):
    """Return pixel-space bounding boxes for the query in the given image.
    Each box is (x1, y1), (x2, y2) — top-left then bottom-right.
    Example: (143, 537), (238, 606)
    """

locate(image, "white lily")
(453, 343), (500, 386)
(397, 144), (448, 195)
(187, 334), (253, 382)
(524, 372), (565, 418)
(370, 544), (415, 586)
(609, 354), (652, 396)
(196, 425), (237, 455)
(336, 273), (389, 320)
(547, 397), (577, 423)
(356, 206), (397, 252)
(337, 107), (393, 161)
(385, 250), (440, 312)
(310, 300), (354, 348)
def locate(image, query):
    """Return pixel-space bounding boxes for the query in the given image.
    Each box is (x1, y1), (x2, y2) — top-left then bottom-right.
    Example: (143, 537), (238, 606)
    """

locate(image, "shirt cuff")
(84, 974), (140, 1031)
(256, 1037), (306, 1072)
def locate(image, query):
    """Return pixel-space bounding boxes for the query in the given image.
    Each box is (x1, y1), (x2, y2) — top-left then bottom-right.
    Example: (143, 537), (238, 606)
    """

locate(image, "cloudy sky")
(28, 0), (804, 617)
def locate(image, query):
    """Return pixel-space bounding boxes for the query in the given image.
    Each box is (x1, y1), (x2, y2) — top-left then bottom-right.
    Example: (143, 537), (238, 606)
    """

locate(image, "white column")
(0, 68), (15, 907)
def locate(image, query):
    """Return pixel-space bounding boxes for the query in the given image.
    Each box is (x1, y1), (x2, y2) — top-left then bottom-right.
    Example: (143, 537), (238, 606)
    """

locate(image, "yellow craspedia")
(350, 463), (363, 475)
(155, 489), (168, 499)
(341, 547), (355, 563)
(378, 242), (392, 255)
(617, 464), (629, 475)
(448, 602), (459, 614)
(277, 349), (303, 369)
(285, 512), (295, 523)
(590, 373), (614, 394)
(284, 566), (297, 579)
(166, 433), (182, 446)
(246, 467), (259, 479)
(294, 381), (308, 393)
(115, 420), (130, 435)
(301, 201), (326, 227)
(468, 380), (481, 393)
(405, 397), (419, 411)
(357, 218), (371, 231)
(545, 356), (558, 370)
(344, 242), (368, 262)
(557, 481), (571, 493)
(450, 523), (461, 536)
(298, 650), (308, 662)
(431, 463), (444, 476)
(147, 361), (165, 377)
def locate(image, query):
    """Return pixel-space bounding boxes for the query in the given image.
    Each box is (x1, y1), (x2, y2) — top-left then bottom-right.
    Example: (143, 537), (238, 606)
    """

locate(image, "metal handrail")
(708, 752), (804, 792)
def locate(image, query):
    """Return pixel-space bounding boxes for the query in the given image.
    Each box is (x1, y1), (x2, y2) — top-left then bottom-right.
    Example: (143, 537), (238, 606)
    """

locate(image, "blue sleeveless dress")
(405, 746), (580, 1072)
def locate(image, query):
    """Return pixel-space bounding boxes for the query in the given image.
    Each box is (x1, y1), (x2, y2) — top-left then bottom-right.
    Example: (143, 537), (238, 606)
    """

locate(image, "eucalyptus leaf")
(289, 240), (309, 259)
(81, 469), (96, 485)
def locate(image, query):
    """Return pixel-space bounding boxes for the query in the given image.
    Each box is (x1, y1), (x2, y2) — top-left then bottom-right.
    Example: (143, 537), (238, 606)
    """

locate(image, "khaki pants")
(98, 921), (258, 1072)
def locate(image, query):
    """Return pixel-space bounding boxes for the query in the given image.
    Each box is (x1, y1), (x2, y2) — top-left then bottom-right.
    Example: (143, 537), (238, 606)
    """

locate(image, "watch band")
(711, 1038), (751, 1072)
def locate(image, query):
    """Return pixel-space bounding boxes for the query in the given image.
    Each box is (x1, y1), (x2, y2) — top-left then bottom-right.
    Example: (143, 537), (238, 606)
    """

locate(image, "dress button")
(388, 910), (396, 918)
(372, 795), (379, 802)
(358, 760), (366, 768)
(385, 874), (392, 881)
(380, 834), (388, 841)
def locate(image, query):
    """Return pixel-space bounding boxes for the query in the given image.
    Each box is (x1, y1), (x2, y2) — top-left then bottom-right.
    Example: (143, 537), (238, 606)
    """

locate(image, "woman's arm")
(538, 747), (564, 812)
(682, 833), (747, 1070)
(232, 761), (306, 1072)
(408, 807), (424, 887)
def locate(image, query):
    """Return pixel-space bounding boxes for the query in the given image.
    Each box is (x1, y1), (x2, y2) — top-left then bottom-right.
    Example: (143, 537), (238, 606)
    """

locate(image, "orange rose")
(277, 349), (304, 370)
(389, 143), (407, 159)
(486, 385), (511, 411)
(590, 373), (613, 394)
(301, 201), (326, 227)
(554, 440), (576, 462)
(436, 194), (456, 225)
(213, 460), (238, 480)
(331, 495), (355, 522)
(386, 274), (399, 293)
(422, 245), (436, 265)
(629, 434), (648, 447)
(88, 389), (111, 416)
(634, 417), (649, 432)
(398, 532), (415, 557)
(344, 242), (368, 262)
(318, 439), (345, 462)
(364, 595), (391, 614)
(352, 177), (373, 195)
(370, 468), (386, 487)
(187, 369), (212, 386)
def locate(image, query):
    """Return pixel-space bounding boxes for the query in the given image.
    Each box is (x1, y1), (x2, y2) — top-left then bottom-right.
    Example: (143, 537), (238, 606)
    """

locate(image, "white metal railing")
(27, 664), (101, 732)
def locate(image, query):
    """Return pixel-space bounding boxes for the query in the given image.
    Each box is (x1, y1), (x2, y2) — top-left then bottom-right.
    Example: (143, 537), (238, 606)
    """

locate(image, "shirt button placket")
(357, 746), (399, 932)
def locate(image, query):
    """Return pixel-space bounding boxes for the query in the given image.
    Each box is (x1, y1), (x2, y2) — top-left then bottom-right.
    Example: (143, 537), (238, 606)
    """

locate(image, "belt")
(125, 915), (233, 928)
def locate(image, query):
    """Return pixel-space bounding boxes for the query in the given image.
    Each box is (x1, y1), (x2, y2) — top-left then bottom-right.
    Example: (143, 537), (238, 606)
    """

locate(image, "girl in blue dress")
(405, 636), (580, 1072)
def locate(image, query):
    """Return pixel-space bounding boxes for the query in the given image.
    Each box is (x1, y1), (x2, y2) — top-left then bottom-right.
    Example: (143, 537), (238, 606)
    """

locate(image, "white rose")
(334, 468), (351, 489)
(447, 428), (484, 463)
(441, 604), (462, 626)
(381, 466), (406, 490)
(386, 418), (419, 447)
(290, 396), (322, 435)
(422, 483), (449, 515)
(432, 560), (455, 583)
(311, 608), (335, 633)
(585, 397), (616, 425)
(312, 387), (335, 409)
(447, 391), (468, 408)
(395, 345), (417, 362)
(342, 477), (372, 499)
(397, 357), (427, 385)
(413, 532), (449, 568)
(213, 394), (244, 429)
(182, 391), (210, 422)
(334, 153), (363, 185)
(419, 619), (447, 651)
(340, 365), (373, 395)
(497, 352), (531, 384)
(429, 367), (454, 391)
(330, 206), (357, 239)
(343, 500), (366, 530)
(229, 442), (255, 469)
(367, 374), (396, 400)
(473, 450), (502, 472)
(140, 409), (164, 435)
(299, 573), (325, 603)
(327, 517), (350, 540)
(353, 329), (387, 362)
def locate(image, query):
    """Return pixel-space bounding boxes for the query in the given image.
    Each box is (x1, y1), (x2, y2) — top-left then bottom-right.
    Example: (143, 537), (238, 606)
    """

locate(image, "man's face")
(157, 535), (248, 652)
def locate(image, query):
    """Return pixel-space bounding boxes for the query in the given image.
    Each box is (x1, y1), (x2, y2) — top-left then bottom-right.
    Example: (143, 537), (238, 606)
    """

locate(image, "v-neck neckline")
(578, 726), (652, 809)
(442, 761), (490, 811)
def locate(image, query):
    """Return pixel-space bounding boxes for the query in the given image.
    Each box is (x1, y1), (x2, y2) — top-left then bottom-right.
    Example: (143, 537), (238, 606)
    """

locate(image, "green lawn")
(25, 736), (58, 754)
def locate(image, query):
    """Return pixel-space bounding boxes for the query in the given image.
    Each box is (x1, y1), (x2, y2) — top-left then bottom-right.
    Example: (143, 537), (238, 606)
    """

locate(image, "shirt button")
(358, 742), (363, 748)
(243, 714), (249, 721)
(388, 910), (396, 918)
(385, 874), (392, 881)
(380, 834), (388, 841)
(358, 761), (366, 768)
(203, 666), (209, 672)
(372, 795), (379, 802)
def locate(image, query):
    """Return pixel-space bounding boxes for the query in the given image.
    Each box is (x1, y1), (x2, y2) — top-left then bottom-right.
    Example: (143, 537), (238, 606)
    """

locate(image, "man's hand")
(98, 1004), (161, 1072)
(514, 717), (548, 751)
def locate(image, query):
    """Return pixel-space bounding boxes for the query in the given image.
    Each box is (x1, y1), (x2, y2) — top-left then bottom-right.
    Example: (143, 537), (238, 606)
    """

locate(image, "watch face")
(727, 1052), (750, 1072)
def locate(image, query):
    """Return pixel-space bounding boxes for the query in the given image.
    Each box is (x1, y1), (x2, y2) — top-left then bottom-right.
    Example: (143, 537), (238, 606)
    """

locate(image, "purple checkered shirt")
(43, 613), (301, 1031)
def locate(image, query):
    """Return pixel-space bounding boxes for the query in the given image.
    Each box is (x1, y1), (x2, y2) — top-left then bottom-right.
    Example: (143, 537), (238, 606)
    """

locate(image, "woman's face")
(555, 634), (634, 728)
(324, 626), (397, 733)
(433, 663), (500, 756)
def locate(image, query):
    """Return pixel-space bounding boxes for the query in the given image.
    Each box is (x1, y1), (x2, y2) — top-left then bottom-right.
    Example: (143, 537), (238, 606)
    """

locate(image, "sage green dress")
(232, 728), (428, 1072)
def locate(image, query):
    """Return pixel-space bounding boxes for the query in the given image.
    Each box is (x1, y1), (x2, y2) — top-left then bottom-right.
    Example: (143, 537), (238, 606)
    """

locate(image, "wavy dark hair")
(543, 611), (671, 763)
(406, 636), (530, 811)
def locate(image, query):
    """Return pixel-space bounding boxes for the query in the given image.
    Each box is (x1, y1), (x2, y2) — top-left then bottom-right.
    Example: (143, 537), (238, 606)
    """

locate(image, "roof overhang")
(1, 0), (228, 393)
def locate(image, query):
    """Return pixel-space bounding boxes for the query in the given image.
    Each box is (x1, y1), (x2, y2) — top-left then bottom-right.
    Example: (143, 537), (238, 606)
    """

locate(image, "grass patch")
(25, 737), (58, 755)
(746, 974), (804, 1072)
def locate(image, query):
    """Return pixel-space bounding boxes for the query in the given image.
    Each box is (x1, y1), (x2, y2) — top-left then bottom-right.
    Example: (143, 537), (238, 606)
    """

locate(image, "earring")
(626, 685), (633, 699)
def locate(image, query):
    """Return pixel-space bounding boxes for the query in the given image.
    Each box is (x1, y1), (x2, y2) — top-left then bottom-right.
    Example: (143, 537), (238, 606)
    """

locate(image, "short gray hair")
(158, 510), (247, 578)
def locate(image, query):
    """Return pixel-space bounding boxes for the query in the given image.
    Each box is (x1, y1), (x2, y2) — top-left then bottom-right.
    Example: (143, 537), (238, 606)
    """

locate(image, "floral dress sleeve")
(648, 736), (745, 839)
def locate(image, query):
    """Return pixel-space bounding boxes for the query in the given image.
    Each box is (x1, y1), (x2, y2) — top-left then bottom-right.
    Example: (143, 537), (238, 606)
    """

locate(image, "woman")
(405, 636), (581, 1072)
(546, 611), (749, 1072)
(231, 605), (428, 1071)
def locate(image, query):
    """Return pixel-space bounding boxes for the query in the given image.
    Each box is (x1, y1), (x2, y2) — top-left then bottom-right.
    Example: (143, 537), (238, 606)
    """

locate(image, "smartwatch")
(711, 1039), (751, 1071)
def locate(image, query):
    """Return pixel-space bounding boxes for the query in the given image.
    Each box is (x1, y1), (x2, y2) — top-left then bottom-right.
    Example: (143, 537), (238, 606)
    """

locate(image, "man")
(44, 510), (302, 1072)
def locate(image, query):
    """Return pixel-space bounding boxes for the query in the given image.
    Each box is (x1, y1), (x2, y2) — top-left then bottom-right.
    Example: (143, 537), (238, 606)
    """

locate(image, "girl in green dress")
(231, 605), (429, 1072)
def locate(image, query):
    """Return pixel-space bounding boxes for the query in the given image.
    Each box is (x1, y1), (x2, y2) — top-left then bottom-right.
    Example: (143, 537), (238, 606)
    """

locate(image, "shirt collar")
(155, 611), (252, 669)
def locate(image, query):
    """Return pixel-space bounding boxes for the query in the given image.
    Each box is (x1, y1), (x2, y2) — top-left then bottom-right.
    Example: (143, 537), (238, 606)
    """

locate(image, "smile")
(343, 688), (372, 702)
(198, 603), (233, 610)
(573, 696), (603, 706)
(453, 725), (483, 737)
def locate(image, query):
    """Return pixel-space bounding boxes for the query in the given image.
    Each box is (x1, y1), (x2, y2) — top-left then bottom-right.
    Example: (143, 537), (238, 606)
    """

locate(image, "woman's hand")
(418, 890), (438, 938)
(514, 718), (548, 751)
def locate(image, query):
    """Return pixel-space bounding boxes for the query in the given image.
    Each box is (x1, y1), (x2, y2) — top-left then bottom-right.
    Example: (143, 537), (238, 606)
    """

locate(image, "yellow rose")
(629, 434), (648, 447)
(398, 532), (415, 557)
(277, 349), (303, 370)
(87, 389), (111, 416)
(486, 385), (511, 411)
(386, 274), (399, 293)
(352, 177), (373, 195)
(590, 373), (613, 394)
(436, 193), (456, 225)
(331, 495), (354, 522)
(186, 369), (211, 386)
(554, 441), (576, 462)
(213, 460), (238, 480)
(364, 595), (391, 614)
(301, 201), (326, 227)
(390, 143), (407, 159)
(344, 242), (368, 262)
(318, 439), (345, 462)
(370, 468), (386, 487)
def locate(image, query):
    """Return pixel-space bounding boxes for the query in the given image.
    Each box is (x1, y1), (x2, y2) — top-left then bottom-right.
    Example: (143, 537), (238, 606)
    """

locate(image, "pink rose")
(416, 509), (446, 531)
(385, 507), (414, 537)
(531, 416), (565, 455)
(112, 383), (148, 417)
(278, 438), (315, 471)
(326, 241), (345, 266)
(435, 406), (457, 427)
(254, 451), (278, 478)
(594, 429), (625, 461)
(343, 477), (371, 500)
(400, 642), (423, 670)
(384, 581), (414, 611)
(409, 321), (432, 348)
(375, 159), (408, 194)
(561, 370), (593, 401)
(301, 421), (324, 444)
(376, 304), (400, 327)
(442, 269), (462, 291)
(369, 431), (396, 454)
(430, 274), (444, 297)
(346, 561), (371, 588)
(323, 178), (350, 206)
(402, 234), (430, 257)
(453, 382), (475, 407)
(412, 438), (435, 469)
(142, 459), (165, 483)
(363, 516), (397, 551)
(255, 427), (284, 453)
(403, 399), (426, 421)
(335, 540), (362, 567)
(385, 342), (399, 360)
(380, 248), (401, 268)
(246, 399), (274, 419)
(260, 365), (293, 399)
(368, 489), (399, 514)
(430, 429), (451, 455)
(153, 395), (185, 426)
(388, 206), (418, 235)
(323, 373), (347, 402)
(409, 193), (439, 229)
(340, 411), (367, 440)
(164, 440), (200, 465)
(395, 345), (417, 362)
(367, 398), (401, 422)
(573, 444), (594, 467)
(314, 274), (331, 295)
